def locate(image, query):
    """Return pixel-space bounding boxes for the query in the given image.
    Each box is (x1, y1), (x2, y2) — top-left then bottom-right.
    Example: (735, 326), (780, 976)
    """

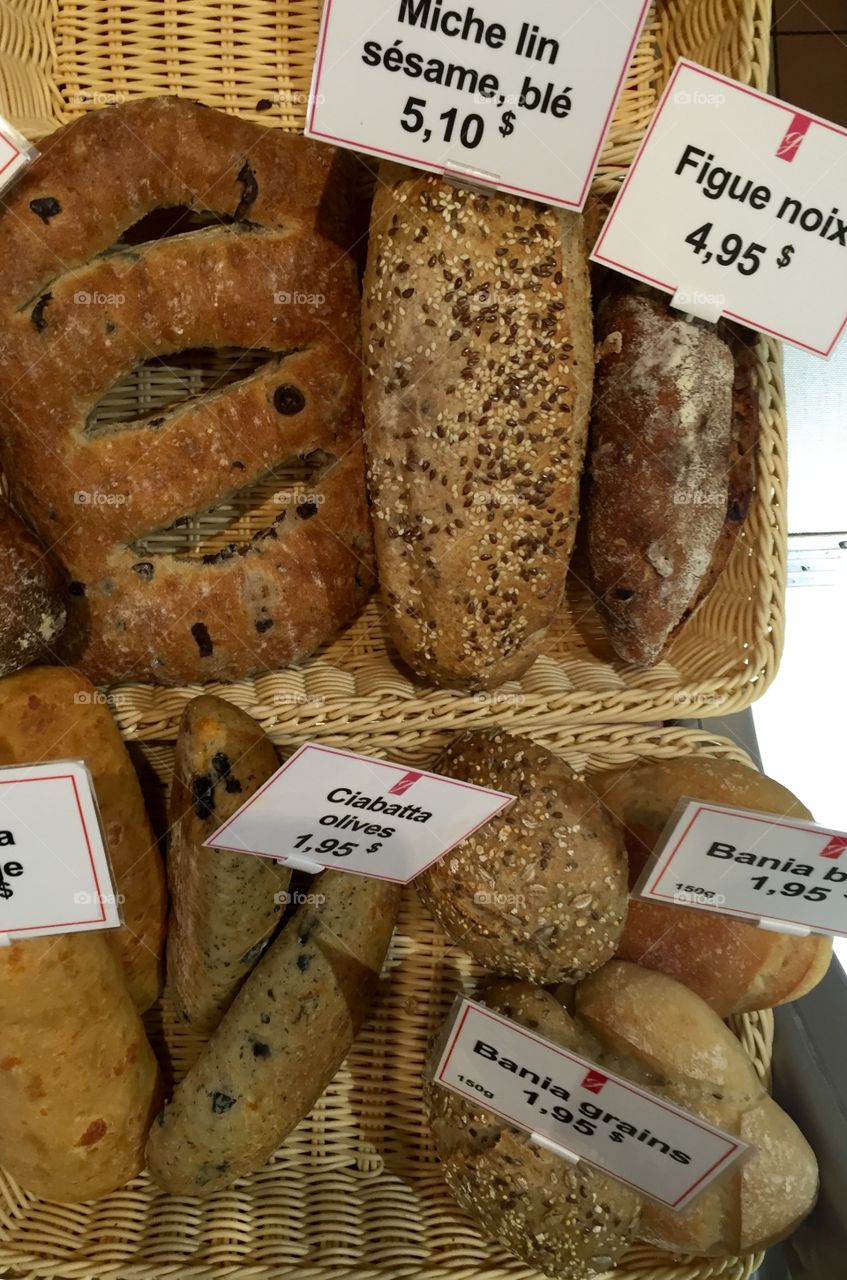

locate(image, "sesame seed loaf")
(0, 498), (66, 676)
(596, 756), (832, 1016)
(586, 291), (736, 667)
(166, 696), (292, 1034)
(424, 981), (643, 1279)
(363, 165), (593, 690)
(417, 731), (627, 983)
(578, 962), (819, 1255)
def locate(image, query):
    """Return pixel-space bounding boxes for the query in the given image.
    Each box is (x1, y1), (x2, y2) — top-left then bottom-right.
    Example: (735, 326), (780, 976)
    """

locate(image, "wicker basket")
(0, 722), (773, 1280)
(0, 0), (785, 738)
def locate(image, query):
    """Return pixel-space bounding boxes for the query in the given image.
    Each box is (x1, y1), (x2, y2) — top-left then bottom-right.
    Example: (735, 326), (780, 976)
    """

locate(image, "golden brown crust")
(577, 962), (819, 1255)
(0, 98), (373, 685)
(586, 292), (734, 667)
(417, 731), (628, 983)
(595, 756), (832, 1016)
(0, 932), (161, 1202)
(167, 696), (291, 1034)
(0, 666), (166, 1010)
(0, 499), (66, 675)
(363, 164), (593, 690)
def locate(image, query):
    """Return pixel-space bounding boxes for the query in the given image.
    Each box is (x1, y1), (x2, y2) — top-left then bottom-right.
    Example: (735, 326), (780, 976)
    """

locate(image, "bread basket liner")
(0, 721), (774, 1280)
(0, 0), (785, 735)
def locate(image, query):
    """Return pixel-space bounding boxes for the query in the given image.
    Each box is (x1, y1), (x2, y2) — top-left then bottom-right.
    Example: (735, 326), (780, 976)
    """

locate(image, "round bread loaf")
(417, 732), (627, 983)
(0, 498), (65, 676)
(595, 756), (832, 1015)
(424, 981), (642, 1280)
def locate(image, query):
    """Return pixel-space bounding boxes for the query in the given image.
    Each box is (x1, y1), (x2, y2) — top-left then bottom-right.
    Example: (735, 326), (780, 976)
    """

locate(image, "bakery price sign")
(592, 60), (847, 356)
(636, 801), (847, 938)
(205, 744), (514, 884)
(433, 998), (747, 1210)
(305, 0), (651, 210)
(0, 115), (36, 197)
(0, 761), (122, 942)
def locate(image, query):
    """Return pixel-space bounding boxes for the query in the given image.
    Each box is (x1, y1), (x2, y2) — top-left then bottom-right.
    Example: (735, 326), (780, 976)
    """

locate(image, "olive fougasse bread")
(0, 97), (373, 685)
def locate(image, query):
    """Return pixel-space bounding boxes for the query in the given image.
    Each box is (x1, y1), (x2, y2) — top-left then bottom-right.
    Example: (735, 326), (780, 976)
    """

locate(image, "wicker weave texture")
(0, 724), (769, 1280)
(0, 0), (784, 736)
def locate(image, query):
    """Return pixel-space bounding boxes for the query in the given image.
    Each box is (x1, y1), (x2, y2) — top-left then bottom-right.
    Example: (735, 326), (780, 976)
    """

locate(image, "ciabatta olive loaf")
(418, 731), (627, 983)
(363, 165), (593, 689)
(587, 292), (736, 666)
(147, 869), (400, 1194)
(166, 696), (291, 1033)
(0, 499), (65, 675)
(596, 756), (832, 1015)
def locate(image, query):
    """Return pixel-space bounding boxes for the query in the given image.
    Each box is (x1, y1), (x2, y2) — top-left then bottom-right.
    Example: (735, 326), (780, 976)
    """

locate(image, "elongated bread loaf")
(166, 696), (291, 1033)
(587, 292), (735, 666)
(595, 756), (832, 1015)
(0, 933), (160, 1202)
(577, 962), (819, 1255)
(0, 666), (166, 1010)
(147, 870), (400, 1194)
(363, 165), (593, 689)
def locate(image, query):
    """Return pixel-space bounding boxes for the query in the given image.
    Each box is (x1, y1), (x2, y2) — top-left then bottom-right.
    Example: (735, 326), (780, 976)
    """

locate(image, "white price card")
(205, 743), (514, 884)
(305, 0), (651, 210)
(433, 997), (747, 1210)
(0, 761), (122, 942)
(0, 116), (37, 197)
(591, 59), (847, 356)
(635, 800), (847, 938)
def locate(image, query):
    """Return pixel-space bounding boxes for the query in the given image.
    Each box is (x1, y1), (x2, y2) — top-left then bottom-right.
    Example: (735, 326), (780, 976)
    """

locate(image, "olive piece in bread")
(417, 732), (628, 983)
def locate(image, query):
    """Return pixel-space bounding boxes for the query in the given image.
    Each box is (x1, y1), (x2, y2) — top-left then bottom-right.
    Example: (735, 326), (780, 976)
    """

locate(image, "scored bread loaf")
(595, 756), (832, 1015)
(166, 696), (292, 1033)
(0, 667), (166, 1011)
(147, 869), (400, 1194)
(363, 164), (593, 689)
(418, 731), (627, 983)
(0, 499), (65, 676)
(424, 981), (643, 1279)
(577, 962), (819, 1255)
(587, 291), (736, 666)
(0, 932), (161, 1202)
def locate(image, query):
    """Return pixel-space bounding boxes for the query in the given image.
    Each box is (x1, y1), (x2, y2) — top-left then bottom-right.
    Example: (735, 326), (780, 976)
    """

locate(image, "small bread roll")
(417, 732), (627, 983)
(424, 981), (642, 1280)
(597, 756), (832, 1015)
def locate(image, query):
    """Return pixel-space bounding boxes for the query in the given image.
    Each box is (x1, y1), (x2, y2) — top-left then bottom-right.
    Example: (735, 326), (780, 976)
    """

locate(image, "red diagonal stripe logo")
(820, 835), (847, 860)
(388, 771), (422, 797)
(581, 1069), (608, 1095)
(776, 113), (812, 162)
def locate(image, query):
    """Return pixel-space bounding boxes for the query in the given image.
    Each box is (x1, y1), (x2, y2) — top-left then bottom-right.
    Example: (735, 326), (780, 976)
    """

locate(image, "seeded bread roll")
(363, 165), (593, 690)
(417, 731), (627, 983)
(595, 756), (832, 1015)
(587, 292), (735, 666)
(424, 981), (643, 1279)
(166, 696), (291, 1034)
(0, 498), (65, 675)
(578, 962), (819, 1255)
